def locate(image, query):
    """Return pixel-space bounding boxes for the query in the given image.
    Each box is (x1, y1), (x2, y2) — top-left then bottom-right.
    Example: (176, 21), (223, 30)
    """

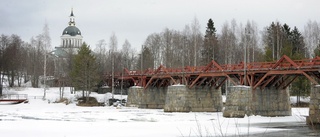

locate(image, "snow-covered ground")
(0, 87), (311, 137)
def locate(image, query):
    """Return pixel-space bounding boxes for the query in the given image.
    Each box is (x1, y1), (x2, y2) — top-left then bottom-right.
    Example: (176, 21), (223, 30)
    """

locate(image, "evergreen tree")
(263, 22), (282, 60)
(264, 22), (306, 60)
(70, 43), (99, 99)
(263, 22), (309, 104)
(137, 46), (154, 70)
(291, 26), (306, 59)
(201, 18), (219, 65)
(314, 42), (320, 56)
(289, 26), (310, 103)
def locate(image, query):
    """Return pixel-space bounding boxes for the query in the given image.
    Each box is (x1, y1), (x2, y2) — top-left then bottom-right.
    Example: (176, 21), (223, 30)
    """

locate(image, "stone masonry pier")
(223, 86), (252, 118)
(127, 84), (292, 117)
(223, 86), (291, 118)
(126, 87), (143, 107)
(252, 87), (291, 117)
(307, 85), (320, 126)
(164, 85), (223, 112)
(126, 85), (223, 112)
(126, 86), (167, 109)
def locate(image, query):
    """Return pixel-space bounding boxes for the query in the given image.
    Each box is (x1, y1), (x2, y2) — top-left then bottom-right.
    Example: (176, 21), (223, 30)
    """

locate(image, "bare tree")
(303, 20), (320, 57)
(29, 36), (44, 88)
(109, 32), (118, 97)
(182, 25), (193, 66)
(171, 31), (184, 68)
(121, 39), (131, 69)
(3, 35), (23, 87)
(144, 33), (162, 68)
(41, 22), (52, 99)
(191, 17), (202, 66)
(109, 32), (118, 52)
(0, 34), (9, 94)
(219, 20), (240, 65)
(244, 20), (261, 63)
(161, 28), (174, 67)
(94, 39), (107, 77)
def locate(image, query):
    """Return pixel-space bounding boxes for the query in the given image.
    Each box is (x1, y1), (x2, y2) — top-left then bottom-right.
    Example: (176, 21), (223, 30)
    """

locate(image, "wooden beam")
(253, 72), (271, 89)
(261, 75), (277, 89)
(272, 55), (299, 69)
(169, 76), (177, 85)
(276, 75), (291, 89)
(302, 71), (319, 85)
(216, 77), (227, 89)
(206, 77), (214, 87)
(189, 75), (202, 88)
(271, 75), (285, 87)
(145, 76), (154, 89)
(282, 75), (298, 89)
(151, 78), (160, 87)
(198, 77), (208, 86)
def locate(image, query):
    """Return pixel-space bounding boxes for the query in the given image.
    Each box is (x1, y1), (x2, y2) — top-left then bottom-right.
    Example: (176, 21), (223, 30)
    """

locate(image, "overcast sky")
(0, 0), (319, 51)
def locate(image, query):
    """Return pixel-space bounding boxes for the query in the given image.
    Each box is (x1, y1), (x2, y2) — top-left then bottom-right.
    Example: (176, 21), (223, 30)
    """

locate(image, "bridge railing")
(0, 94), (28, 100)
(114, 56), (320, 77)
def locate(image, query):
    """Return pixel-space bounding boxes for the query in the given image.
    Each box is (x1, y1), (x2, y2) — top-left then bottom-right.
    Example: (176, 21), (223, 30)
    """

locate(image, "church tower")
(53, 9), (84, 78)
(60, 9), (83, 48)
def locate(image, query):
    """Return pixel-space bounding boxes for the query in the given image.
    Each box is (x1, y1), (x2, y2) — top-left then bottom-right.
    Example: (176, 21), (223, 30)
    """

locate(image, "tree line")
(1, 19), (320, 98)
(0, 23), (52, 95)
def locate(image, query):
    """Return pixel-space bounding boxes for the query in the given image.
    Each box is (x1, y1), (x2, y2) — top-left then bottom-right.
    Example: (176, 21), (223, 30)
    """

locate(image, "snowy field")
(0, 87), (312, 137)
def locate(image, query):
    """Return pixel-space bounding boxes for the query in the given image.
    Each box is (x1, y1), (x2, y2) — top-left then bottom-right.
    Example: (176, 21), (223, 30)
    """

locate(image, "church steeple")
(61, 8), (82, 48)
(69, 8), (75, 26)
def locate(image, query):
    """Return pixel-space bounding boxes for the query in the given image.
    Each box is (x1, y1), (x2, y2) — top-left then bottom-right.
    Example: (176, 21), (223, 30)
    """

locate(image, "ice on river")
(0, 87), (310, 137)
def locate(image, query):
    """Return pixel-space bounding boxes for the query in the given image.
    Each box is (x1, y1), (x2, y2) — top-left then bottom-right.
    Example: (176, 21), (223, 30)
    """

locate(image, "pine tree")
(264, 22), (309, 105)
(70, 43), (99, 99)
(201, 18), (218, 65)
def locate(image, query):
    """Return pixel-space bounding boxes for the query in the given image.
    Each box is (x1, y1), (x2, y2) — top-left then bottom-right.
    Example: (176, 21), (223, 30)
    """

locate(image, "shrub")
(55, 98), (71, 105)
(77, 97), (103, 107)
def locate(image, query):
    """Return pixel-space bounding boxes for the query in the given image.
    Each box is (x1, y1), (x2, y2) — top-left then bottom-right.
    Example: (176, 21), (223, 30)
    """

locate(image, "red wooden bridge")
(105, 55), (320, 90)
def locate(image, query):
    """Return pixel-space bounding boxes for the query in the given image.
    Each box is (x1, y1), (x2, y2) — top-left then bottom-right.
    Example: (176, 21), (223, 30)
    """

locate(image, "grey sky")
(0, 0), (319, 51)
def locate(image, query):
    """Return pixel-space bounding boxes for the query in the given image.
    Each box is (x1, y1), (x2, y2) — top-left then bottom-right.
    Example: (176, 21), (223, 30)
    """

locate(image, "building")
(52, 9), (83, 82)
(60, 9), (83, 48)
(54, 9), (83, 57)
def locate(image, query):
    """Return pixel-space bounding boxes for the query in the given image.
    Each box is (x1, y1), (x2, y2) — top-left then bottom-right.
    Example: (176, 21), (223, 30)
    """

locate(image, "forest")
(1, 18), (320, 98)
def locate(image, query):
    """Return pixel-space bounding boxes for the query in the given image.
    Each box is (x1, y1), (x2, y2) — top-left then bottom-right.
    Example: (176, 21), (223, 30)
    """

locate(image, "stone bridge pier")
(164, 85), (223, 112)
(126, 86), (167, 109)
(223, 86), (252, 118)
(126, 85), (223, 112)
(307, 85), (320, 126)
(223, 86), (291, 118)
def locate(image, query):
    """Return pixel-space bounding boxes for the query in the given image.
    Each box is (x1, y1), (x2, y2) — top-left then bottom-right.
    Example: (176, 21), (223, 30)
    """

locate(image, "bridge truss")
(104, 55), (320, 90)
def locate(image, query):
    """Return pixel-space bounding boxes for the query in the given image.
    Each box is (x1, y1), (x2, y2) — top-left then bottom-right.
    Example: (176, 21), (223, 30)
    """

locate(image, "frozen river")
(0, 87), (318, 137)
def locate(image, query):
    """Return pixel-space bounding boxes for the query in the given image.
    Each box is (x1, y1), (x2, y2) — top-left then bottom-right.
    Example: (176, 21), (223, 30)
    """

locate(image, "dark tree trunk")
(31, 75), (39, 88)
(82, 90), (85, 98)
(17, 73), (21, 87)
(9, 70), (14, 87)
(0, 85), (2, 96)
(0, 73), (3, 96)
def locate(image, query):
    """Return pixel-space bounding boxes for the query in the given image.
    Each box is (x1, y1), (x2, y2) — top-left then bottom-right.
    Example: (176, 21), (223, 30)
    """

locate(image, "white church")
(52, 9), (84, 78)
(54, 9), (83, 58)
(60, 9), (83, 48)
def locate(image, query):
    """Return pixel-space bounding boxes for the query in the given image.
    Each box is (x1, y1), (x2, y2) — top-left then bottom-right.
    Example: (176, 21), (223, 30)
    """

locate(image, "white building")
(52, 9), (83, 78)
(54, 9), (83, 57)
(60, 9), (83, 48)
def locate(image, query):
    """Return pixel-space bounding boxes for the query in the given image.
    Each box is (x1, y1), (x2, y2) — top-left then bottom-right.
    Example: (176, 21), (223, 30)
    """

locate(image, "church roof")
(62, 26), (81, 36)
